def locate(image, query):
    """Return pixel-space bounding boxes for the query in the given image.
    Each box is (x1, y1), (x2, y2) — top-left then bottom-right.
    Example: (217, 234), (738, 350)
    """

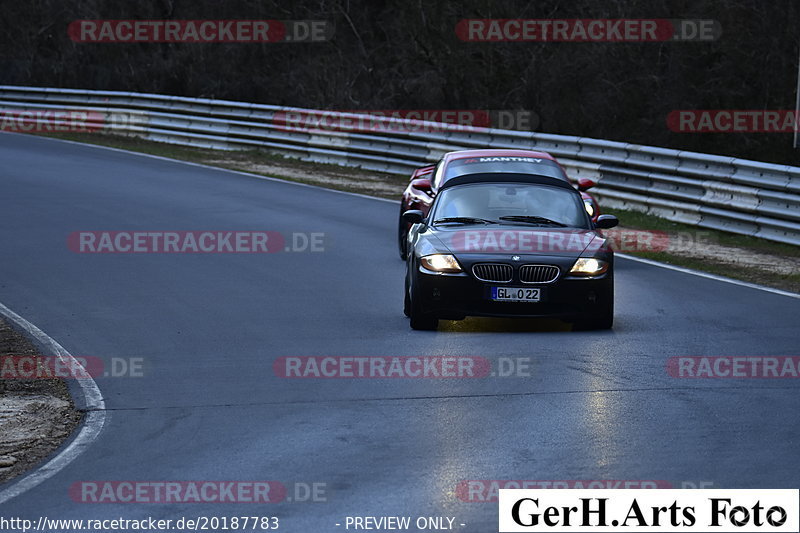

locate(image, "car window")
(433, 183), (588, 228)
(444, 156), (567, 182)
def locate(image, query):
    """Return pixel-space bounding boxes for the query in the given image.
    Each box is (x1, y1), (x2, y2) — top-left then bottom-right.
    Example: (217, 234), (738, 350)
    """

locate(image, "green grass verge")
(605, 207), (800, 258)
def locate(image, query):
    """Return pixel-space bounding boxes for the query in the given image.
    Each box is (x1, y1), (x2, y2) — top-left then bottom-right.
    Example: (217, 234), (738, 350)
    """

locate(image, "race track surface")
(1, 132), (798, 531)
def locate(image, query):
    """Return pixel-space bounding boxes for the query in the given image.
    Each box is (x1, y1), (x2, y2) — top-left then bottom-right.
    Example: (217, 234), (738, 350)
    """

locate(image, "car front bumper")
(413, 266), (613, 321)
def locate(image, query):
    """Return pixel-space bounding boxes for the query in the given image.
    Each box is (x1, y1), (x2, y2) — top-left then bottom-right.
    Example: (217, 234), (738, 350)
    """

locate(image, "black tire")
(410, 310), (438, 330)
(574, 289), (614, 330)
(403, 276), (411, 317)
(397, 209), (409, 259)
(408, 276), (438, 330)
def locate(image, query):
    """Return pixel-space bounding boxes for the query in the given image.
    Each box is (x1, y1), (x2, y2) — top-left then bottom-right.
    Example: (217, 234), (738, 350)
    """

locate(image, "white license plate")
(491, 287), (541, 302)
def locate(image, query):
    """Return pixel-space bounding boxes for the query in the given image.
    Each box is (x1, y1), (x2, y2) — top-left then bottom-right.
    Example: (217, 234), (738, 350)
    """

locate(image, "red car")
(398, 149), (600, 258)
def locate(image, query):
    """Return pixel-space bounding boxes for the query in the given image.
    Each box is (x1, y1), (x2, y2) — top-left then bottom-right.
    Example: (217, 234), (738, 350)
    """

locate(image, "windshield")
(432, 183), (589, 228)
(444, 156), (567, 181)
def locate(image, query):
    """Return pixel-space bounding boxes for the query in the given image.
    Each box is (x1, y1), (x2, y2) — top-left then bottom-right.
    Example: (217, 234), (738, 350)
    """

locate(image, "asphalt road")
(0, 132), (798, 532)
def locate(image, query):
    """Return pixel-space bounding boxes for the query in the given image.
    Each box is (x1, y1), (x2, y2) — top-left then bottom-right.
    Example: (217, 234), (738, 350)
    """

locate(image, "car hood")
(423, 225), (609, 259)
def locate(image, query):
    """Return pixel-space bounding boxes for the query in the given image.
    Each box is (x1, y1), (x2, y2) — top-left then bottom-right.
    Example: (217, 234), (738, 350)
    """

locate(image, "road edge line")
(617, 253), (800, 299)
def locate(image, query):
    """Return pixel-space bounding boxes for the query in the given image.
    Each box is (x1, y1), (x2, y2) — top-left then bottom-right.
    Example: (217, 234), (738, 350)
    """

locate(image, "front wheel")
(408, 277), (437, 330)
(403, 276), (411, 317)
(574, 289), (614, 330)
(410, 310), (438, 330)
(397, 210), (409, 259)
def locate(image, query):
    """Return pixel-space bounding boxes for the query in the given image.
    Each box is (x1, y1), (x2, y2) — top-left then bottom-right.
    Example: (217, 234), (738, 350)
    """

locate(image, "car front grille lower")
(519, 264), (560, 283)
(472, 263), (513, 283)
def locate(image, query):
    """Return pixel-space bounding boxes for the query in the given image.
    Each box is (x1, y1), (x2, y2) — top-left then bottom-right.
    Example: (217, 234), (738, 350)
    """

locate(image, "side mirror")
(577, 178), (596, 191)
(411, 178), (432, 195)
(595, 214), (619, 229)
(402, 210), (425, 225)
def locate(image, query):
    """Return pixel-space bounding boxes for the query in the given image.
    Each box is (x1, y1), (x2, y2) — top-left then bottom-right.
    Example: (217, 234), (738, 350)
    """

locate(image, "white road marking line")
(617, 253), (800, 299)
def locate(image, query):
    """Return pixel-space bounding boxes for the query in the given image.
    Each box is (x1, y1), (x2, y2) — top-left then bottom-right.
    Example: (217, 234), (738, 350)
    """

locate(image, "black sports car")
(403, 173), (618, 330)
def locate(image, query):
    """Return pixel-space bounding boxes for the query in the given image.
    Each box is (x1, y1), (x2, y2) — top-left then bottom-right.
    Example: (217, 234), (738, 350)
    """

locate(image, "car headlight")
(420, 254), (462, 273)
(583, 199), (595, 217)
(569, 257), (609, 276)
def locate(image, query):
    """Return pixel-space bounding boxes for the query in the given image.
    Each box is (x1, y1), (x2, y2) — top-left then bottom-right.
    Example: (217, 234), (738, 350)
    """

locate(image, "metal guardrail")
(1, 85), (798, 245)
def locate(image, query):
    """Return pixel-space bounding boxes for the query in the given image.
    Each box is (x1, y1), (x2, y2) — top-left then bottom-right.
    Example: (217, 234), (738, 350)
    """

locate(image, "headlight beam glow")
(569, 257), (608, 276)
(421, 254), (462, 273)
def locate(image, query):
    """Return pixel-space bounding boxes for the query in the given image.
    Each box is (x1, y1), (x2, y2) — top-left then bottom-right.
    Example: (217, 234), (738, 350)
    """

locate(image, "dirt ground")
(0, 318), (83, 484)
